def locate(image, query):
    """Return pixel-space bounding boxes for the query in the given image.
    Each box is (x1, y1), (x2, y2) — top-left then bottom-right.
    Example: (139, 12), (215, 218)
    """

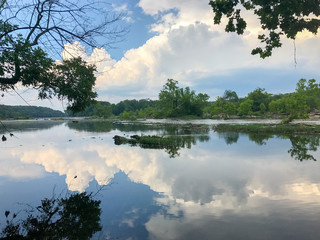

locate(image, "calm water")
(1, 119), (320, 239)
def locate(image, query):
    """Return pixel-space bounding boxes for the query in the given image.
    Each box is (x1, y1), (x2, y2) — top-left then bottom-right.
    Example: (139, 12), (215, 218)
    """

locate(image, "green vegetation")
(157, 79), (209, 118)
(66, 79), (210, 119)
(112, 123), (210, 157)
(215, 124), (320, 161)
(209, 0), (320, 58)
(1, 192), (101, 239)
(66, 99), (156, 119)
(213, 124), (320, 135)
(2, 78), (319, 123)
(1, 0), (123, 112)
(210, 78), (320, 123)
(0, 105), (65, 119)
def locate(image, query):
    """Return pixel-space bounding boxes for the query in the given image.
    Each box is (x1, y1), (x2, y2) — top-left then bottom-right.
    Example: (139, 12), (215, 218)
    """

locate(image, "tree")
(209, 0), (320, 58)
(0, 0), (125, 111)
(1, 192), (101, 239)
(158, 79), (209, 117)
(237, 98), (253, 116)
(247, 88), (271, 112)
(259, 103), (266, 113)
(223, 90), (239, 104)
(93, 102), (113, 119)
(295, 78), (320, 110)
(210, 96), (237, 116)
(269, 98), (285, 114)
(158, 79), (180, 116)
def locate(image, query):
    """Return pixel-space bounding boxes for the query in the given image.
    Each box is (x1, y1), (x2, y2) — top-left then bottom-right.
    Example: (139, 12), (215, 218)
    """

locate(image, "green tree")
(223, 90), (239, 104)
(210, 97), (225, 115)
(283, 94), (309, 123)
(269, 98), (286, 114)
(0, 0), (125, 112)
(50, 58), (97, 112)
(211, 97), (237, 115)
(158, 79), (209, 117)
(247, 88), (271, 112)
(259, 103), (266, 113)
(93, 103), (113, 119)
(238, 99), (253, 116)
(1, 192), (101, 240)
(158, 79), (180, 116)
(296, 78), (320, 110)
(209, 0), (320, 58)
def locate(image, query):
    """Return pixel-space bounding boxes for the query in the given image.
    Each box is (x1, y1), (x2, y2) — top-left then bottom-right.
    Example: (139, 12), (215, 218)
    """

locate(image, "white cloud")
(112, 3), (134, 22)
(2, 1), (319, 108)
(77, 0), (319, 101)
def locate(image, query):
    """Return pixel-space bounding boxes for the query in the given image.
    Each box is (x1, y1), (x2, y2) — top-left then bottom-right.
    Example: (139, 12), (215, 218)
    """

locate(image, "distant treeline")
(65, 99), (157, 118)
(66, 79), (210, 119)
(210, 78), (320, 123)
(68, 78), (320, 123)
(2, 78), (320, 123)
(0, 105), (65, 119)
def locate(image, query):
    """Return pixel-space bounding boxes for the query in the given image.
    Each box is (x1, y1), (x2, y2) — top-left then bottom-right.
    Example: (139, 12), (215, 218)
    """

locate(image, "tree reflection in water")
(1, 192), (101, 240)
(288, 135), (320, 161)
(218, 132), (320, 161)
(217, 132), (239, 145)
(112, 123), (211, 158)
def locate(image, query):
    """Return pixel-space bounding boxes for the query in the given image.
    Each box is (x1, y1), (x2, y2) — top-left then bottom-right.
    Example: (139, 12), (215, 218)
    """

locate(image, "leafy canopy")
(158, 79), (209, 117)
(0, 0), (124, 112)
(1, 192), (101, 240)
(209, 0), (320, 58)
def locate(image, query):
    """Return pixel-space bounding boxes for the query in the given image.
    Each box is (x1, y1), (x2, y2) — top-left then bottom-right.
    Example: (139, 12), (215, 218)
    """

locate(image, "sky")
(1, 0), (320, 111)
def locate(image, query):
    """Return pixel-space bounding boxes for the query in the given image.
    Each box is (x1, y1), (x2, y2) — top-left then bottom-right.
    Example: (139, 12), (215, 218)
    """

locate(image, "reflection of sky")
(1, 120), (320, 239)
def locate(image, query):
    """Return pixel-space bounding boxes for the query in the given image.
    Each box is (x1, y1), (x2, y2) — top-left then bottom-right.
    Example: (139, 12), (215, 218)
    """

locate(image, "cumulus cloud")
(4, 122), (320, 207)
(63, 0), (319, 102)
(2, 1), (319, 108)
(21, 146), (118, 192)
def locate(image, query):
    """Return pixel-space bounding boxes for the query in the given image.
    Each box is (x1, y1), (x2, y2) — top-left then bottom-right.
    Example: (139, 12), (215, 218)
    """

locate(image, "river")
(1, 119), (320, 239)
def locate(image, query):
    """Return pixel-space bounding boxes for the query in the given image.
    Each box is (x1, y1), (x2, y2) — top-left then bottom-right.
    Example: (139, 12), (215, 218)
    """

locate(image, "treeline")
(71, 78), (320, 122)
(67, 79), (210, 119)
(2, 78), (319, 122)
(0, 105), (65, 119)
(65, 99), (157, 119)
(210, 78), (320, 123)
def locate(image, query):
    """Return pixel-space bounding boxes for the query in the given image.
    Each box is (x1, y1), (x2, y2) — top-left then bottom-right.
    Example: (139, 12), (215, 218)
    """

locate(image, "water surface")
(1, 119), (320, 239)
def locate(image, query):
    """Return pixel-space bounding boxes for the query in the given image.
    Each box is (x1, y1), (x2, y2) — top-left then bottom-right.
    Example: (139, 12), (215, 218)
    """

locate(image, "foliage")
(269, 98), (286, 114)
(0, 105), (65, 119)
(51, 58), (97, 112)
(210, 78), (320, 122)
(209, 0), (320, 58)
(67, 99), (156, 118)
(112, 99), (156, 116)
(210, 97), (237, 115)
(0, 0), (124, 112)
(223, 90), (239, 104)
(280, 93), (309, 124)
(119, 111), (137, 120)
(237, 99), (253, 116)
(214, 123), (320, 161)
(158, 79), (209, 117)
(213, 124), (320, 135)
(247, 88), (271, 112)
(259, 103), (266, 113)
(93, 102), (113, 119)
(288, 135), (320, 161)
(1, 192), (101, 240)
(113, 124), (210, 158)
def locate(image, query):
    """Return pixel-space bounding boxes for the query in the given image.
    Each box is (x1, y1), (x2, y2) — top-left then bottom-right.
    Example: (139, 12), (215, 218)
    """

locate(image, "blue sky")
(2, 0), (320, 110)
